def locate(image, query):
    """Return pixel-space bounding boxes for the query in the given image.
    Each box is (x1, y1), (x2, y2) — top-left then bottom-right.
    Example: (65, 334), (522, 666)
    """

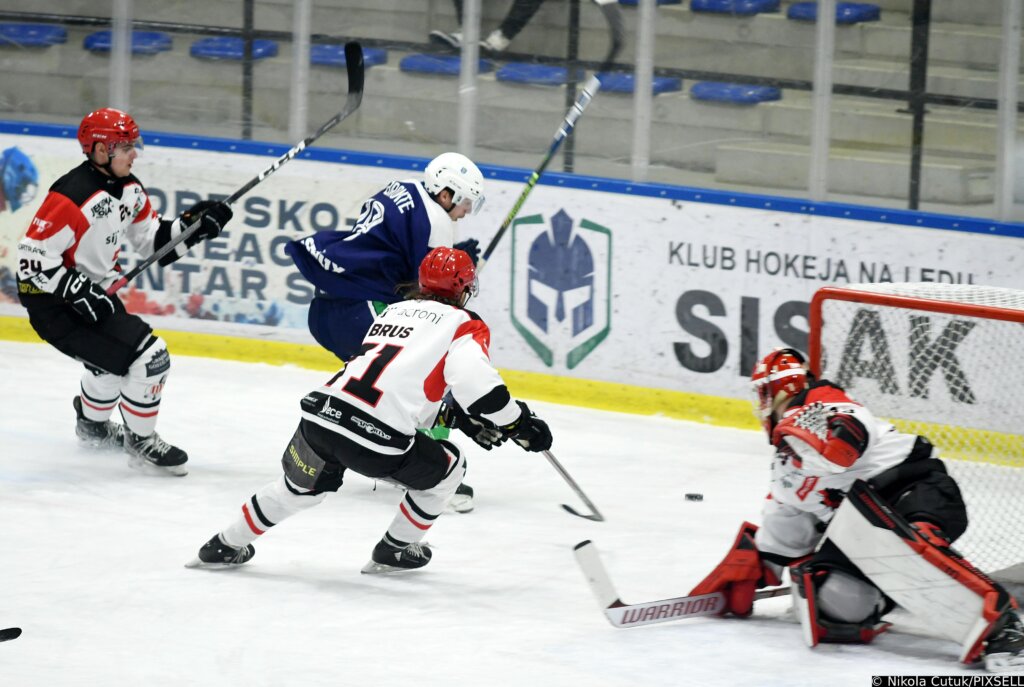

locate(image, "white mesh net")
(813, 283), (1024, 583)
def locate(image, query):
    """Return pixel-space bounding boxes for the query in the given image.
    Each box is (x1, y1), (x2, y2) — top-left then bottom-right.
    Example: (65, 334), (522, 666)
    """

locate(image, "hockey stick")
(0, 627), (21, 642)
(106, 42), (366, 295)
(475, 2), (624, 273)
(574, 540), (791, 628)
(544, 450), (605, 522)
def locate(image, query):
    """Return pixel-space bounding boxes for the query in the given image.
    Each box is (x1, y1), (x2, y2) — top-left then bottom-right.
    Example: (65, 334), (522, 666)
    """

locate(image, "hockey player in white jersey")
(16, 108), (233, 475)
(690, 348), (1024, 672)
(188, 246), (553, 573)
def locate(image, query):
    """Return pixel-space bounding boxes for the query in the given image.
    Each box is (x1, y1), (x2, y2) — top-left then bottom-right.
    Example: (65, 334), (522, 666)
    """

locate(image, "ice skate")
(124, 429), (188, 476)
(447, 482), (474, 513)
(73, 396), (124, 449)
(479, 29), (510, 53)
(429, 30), (461, 50)
(985, 612), (1024, 673)
(186, 534), (255, 569)
(361, 535), (432, 574)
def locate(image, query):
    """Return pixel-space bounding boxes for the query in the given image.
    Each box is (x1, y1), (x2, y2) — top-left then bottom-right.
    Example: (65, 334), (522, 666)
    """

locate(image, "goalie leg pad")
(791, 547), (892, 648)
(869, 451), (968, 543)
(824, 480), (1016, 663)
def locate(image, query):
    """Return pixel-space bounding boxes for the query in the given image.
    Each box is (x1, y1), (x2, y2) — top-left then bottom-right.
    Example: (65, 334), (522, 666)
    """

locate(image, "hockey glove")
(180, 200), (233, 248)
(503, 401), (553, 453)
(453, 238), (481, 266)
(688, 522), (782, 617)
(772, 402), (868, 470)
(57, 269), (115, 324)
(437, 398), (507, 450)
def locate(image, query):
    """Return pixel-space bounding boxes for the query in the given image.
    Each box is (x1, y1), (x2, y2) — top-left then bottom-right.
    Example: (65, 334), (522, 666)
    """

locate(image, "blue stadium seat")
(83, 31), (172, 55)
(496, 63), (582, 86)
(398, 54), (494, 76)
(0, 23), (67, 48)
(787, 2), (881, 24)
(311, 45), (388, 68)
(190, 37), (278, 60)
(690, 81), (781, 104)
(597, 72), (683, 95)
(690, 0), (781, 15)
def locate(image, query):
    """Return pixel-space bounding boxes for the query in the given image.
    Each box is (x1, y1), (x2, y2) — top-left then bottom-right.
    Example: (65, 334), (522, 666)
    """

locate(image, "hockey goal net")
(809, 283), (1024, 585)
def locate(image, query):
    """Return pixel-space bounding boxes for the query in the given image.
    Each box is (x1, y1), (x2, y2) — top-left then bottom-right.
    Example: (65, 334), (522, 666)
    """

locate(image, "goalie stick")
(475, 0), (625, 274)
(574, 540), (790, 628)
(106, 41), (366, 295)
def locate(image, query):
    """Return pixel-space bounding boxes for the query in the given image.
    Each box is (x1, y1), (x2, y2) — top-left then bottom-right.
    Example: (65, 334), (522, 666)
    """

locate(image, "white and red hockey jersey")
(300, 298), (521, 455)
(17, 161), (162, 292)
(755, 380), (919, 560)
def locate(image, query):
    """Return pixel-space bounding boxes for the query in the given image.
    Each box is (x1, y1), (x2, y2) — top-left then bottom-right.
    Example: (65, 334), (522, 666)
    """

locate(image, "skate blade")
(985, 652), (1024, 673)
(360, 560), (424, 575)
(446, 495), (474, 514)
(127, 454), (188, 477)
(185, 557), (245, 570)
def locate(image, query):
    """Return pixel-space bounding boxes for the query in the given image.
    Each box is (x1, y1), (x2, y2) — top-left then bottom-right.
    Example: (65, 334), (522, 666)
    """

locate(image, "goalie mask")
(751, 348), (810, 433)
(419, 246), (479, 306)
(424, 152), (485, 215)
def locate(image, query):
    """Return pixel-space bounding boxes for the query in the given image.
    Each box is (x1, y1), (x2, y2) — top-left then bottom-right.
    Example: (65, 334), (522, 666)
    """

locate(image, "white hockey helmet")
(424, 152), (485, 215)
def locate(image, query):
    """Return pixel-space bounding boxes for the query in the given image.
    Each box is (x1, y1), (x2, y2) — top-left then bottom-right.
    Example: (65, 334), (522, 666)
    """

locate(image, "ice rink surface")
(0, 340), (991, 686)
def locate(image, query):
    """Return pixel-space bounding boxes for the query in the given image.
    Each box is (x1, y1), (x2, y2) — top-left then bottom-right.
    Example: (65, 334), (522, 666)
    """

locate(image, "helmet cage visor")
(108, 136), (144, 157)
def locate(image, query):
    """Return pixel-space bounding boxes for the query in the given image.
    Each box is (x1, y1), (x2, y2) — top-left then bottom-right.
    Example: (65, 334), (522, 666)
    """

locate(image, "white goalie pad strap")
(823, 481), (992, 658)
(791, 570), (820, 648)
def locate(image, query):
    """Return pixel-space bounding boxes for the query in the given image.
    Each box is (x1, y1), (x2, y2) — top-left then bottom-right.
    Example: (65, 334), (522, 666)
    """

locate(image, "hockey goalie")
(690, 348), (1024, 673)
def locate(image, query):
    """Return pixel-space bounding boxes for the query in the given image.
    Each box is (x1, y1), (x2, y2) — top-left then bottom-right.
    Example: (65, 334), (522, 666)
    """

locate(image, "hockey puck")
(685, 493), (703, 502)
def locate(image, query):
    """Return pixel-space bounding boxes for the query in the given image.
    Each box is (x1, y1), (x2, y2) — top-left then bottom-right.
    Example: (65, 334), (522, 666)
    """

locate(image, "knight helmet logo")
(510, 209), (611, 369)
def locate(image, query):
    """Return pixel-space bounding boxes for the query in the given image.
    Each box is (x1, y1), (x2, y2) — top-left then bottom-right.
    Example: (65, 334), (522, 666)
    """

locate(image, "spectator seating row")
(397, 55), (778, 104)
(0, 25), (388, 68)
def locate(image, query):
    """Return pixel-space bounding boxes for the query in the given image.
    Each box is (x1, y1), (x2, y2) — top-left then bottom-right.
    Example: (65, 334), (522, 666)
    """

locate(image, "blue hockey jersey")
(286, 179), (454, 302)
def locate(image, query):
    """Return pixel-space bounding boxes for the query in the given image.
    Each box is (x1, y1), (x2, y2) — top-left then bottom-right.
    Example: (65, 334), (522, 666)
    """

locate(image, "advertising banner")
(2, 131), (1021, 402)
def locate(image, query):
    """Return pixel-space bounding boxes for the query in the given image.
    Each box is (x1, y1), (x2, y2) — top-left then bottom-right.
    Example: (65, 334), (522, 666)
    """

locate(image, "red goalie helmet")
(77, 108), (142, 155)
(751, 348), (810, 432)
(419, 246), (478, 305)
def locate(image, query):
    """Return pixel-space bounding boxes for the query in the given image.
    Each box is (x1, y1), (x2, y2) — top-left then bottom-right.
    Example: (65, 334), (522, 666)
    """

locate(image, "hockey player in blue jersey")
(286, 152), (485, 512)
(286, 152), (484, 363)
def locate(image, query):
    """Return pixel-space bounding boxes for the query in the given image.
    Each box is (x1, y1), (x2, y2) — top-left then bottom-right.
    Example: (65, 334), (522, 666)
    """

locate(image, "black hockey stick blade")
(562, 503), (604, 522)
(543, 451), (605, 522)
(0, 627), (22, 642)
(107, 42), (365, 295)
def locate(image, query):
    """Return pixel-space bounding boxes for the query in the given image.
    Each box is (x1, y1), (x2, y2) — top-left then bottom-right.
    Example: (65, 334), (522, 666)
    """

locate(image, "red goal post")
(809, 283), (1024, 585)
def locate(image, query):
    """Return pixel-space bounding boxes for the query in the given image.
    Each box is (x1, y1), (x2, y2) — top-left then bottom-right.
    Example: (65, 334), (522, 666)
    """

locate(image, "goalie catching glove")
(688, 522), (782, 617)
(438, 399), (552, 453)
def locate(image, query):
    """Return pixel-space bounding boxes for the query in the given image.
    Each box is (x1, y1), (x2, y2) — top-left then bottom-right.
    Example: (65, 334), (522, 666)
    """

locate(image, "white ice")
(0, 340), (990, 685)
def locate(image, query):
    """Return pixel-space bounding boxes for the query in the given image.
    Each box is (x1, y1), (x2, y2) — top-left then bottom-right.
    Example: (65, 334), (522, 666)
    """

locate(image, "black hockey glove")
(180, 200), (233, 248)
(438, 398), (506, 450)
(57, 269), (115, 324)
(503, 401), (553, 453)
(453, 238), (480, 266)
